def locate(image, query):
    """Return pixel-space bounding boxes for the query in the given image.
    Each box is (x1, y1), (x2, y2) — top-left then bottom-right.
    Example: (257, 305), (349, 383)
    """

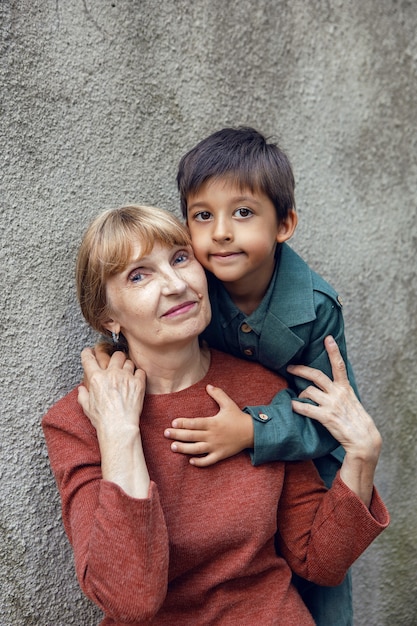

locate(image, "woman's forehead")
(120, 237), (188, 266)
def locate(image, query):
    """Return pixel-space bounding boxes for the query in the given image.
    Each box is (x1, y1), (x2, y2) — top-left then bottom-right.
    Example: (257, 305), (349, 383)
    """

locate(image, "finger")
(324, 336), (349, 385)
(291, 399), (328, 421)
(134, 367), (147, 384)
(170, 441), (210, 454)
(205, 384), (235, 409)
(164, 427), (207, 443)
(169, 417), (210, 431)
(108, 350), (129, 369)
(189, 452), (220, 467)
(81, 348), (100, 375)
(123, 358), (135, 374)
(287, 364), (332, 392)
(94, 342), (112, 369)
(77, 385), (89, 411)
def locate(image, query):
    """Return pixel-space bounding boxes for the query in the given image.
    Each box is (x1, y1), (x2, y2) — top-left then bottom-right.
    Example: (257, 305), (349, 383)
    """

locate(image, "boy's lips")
(209, 251), (244, 263)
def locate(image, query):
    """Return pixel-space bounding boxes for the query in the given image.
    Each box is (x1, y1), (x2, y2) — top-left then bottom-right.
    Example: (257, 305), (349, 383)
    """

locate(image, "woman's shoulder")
(42, 386), (91, 434)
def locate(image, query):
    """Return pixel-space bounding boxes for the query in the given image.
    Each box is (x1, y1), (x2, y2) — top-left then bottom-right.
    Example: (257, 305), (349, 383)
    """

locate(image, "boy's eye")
(234, 207), (253, 218)
(194, 211), (212, 221)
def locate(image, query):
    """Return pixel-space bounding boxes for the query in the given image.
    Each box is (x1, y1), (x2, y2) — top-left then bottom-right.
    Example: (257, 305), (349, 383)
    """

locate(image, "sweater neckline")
(145, 349), (216, 398)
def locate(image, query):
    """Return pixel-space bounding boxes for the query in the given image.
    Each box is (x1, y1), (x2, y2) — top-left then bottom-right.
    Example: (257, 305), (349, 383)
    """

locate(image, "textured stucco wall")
(1, 1), (416, 624)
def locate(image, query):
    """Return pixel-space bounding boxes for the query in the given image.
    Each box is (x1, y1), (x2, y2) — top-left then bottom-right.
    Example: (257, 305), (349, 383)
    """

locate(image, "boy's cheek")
(188, 228), (206, 252)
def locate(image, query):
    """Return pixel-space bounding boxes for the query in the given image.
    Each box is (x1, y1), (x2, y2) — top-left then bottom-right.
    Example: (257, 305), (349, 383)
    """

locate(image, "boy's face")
(186, 177), (296, 293)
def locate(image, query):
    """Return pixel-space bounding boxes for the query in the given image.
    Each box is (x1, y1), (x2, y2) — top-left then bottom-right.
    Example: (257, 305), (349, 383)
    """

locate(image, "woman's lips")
(162, 301), (197, 318)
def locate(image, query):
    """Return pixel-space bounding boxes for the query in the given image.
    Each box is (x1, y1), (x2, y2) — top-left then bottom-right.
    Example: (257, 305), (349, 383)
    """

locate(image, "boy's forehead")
(190, 175), (257, 197)
(188, 176), (265, 203)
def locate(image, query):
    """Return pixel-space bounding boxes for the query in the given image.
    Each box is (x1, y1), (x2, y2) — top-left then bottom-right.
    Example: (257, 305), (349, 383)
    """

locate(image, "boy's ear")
(276, 209), (298, 243)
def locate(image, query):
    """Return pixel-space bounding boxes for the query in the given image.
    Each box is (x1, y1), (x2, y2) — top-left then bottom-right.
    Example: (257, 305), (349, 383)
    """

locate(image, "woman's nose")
(160, 269), (188, 295)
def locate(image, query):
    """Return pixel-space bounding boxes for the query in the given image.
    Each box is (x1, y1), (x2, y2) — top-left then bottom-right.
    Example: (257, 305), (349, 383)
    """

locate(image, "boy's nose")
(212, 218), (233, 242)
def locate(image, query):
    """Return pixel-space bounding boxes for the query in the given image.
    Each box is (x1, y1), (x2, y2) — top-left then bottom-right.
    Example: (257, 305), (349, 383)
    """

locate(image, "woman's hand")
(79, 349), (145, 434)
(288, 336), (382, 507)
(81, 342), (115, 389)
(78, 348), (150, 498)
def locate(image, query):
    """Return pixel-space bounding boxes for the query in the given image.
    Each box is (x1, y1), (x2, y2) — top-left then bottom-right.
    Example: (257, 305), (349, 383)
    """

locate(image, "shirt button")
(243, 348), (254, 356)
(241, 323), (252, 333)
(258, 413), (269, 421)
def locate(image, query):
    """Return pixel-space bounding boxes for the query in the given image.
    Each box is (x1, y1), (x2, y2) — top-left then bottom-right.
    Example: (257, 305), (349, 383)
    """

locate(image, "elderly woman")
(42, 205), (389, 626)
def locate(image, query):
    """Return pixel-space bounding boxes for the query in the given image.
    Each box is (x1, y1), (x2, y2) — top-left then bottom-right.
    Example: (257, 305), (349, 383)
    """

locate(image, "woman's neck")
(129, 340), (211, 395)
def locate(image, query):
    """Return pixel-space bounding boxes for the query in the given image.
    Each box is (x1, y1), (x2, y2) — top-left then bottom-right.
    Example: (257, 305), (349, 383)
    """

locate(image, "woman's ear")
(276, 209), (298, 244)
(102, 317), (121, 336)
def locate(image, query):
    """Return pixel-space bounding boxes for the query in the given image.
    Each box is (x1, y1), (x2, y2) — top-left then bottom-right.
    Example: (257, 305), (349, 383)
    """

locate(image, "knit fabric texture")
(42, 350), (389, 625)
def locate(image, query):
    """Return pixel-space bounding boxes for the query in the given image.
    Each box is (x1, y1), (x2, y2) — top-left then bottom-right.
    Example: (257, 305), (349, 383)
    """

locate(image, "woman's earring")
(111, 331), (119, 344)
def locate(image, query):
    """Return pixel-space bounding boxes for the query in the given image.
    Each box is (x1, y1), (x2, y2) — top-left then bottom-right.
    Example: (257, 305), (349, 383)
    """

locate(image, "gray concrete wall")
(1, 1), (416, 624)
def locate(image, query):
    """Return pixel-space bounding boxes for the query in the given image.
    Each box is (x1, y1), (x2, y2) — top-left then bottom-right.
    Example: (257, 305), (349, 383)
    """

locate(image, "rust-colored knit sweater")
(42, 350), (388, 625)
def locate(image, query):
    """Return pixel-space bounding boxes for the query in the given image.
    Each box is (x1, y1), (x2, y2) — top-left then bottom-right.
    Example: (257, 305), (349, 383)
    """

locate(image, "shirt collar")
(216, 248), (282, 334)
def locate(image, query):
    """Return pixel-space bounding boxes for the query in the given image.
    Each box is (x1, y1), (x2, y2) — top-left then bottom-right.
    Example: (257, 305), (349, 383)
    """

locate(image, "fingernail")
(171, 443), (177, 452)
(164, 429), (170, 438)
(171, 420), (178, 428)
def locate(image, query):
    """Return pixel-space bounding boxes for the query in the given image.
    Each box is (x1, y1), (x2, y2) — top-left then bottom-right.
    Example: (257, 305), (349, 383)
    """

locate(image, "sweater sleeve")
(42, 390), (169, 622)
(275, 461), (390, 586)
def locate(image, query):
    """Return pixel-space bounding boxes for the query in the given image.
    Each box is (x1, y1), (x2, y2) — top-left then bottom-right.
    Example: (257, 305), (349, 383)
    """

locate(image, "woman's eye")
(173, 250), (189, 265)
(129, 269), (145, 283)
(194, 211), (212, 221)
(235, 207), (253, 218)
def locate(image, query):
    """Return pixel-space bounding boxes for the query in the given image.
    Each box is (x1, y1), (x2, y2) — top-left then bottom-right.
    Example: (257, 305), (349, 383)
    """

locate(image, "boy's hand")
(164, 384), (254, 467)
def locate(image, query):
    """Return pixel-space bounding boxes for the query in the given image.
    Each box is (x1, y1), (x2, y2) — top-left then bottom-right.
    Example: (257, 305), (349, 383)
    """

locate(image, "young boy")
(165, 126), (360, 626)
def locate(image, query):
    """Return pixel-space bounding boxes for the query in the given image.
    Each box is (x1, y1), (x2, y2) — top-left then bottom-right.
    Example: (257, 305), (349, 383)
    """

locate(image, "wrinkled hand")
(164, 384), (254, 467)
(82, 342), (115, 390)
(288, 336), (382, 463)
(78, 348), (146, 437)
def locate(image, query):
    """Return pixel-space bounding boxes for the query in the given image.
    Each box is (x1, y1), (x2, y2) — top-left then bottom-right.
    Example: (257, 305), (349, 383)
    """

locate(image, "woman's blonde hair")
(76, 204), (191, 338)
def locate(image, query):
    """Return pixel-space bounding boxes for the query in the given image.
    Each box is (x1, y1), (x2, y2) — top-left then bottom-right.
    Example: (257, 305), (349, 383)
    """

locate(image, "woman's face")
(104, 239), (211, 355)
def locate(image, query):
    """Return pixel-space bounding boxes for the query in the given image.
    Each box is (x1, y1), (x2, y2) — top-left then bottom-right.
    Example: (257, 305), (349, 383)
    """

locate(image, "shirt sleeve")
(246, 291), (356, 466)
(42, 393), (169, 622)
(246, 387), (340, 465)
(276, 462), (390, 585)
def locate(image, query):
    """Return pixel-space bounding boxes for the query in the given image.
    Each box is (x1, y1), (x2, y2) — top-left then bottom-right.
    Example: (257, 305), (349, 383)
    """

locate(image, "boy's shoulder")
(204, 243), (343, 337)
(274, 243), (343, 318)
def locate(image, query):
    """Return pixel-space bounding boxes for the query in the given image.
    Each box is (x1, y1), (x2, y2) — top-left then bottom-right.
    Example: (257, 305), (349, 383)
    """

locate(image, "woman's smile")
(161, 300), (198, 318)
(104, 241), (211, 354)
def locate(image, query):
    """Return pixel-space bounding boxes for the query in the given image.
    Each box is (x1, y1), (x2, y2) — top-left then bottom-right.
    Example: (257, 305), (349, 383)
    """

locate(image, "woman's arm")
(78, 348), (150, 499)
(42, 351), (168, 621)
(288, 335), (382, 508)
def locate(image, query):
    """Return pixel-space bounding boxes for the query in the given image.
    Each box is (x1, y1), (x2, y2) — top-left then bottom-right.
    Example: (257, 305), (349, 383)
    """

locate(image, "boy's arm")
(249, 291), (358, 465)
(245, 387), (339, 466)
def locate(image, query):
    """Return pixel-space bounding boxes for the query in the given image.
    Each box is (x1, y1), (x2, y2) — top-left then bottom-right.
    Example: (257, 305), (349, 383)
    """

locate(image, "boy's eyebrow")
(188, 193), (261, 211)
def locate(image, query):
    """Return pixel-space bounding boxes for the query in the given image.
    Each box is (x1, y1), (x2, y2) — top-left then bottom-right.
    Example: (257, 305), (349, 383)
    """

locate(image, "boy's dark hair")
(177, 126), (295, 221)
